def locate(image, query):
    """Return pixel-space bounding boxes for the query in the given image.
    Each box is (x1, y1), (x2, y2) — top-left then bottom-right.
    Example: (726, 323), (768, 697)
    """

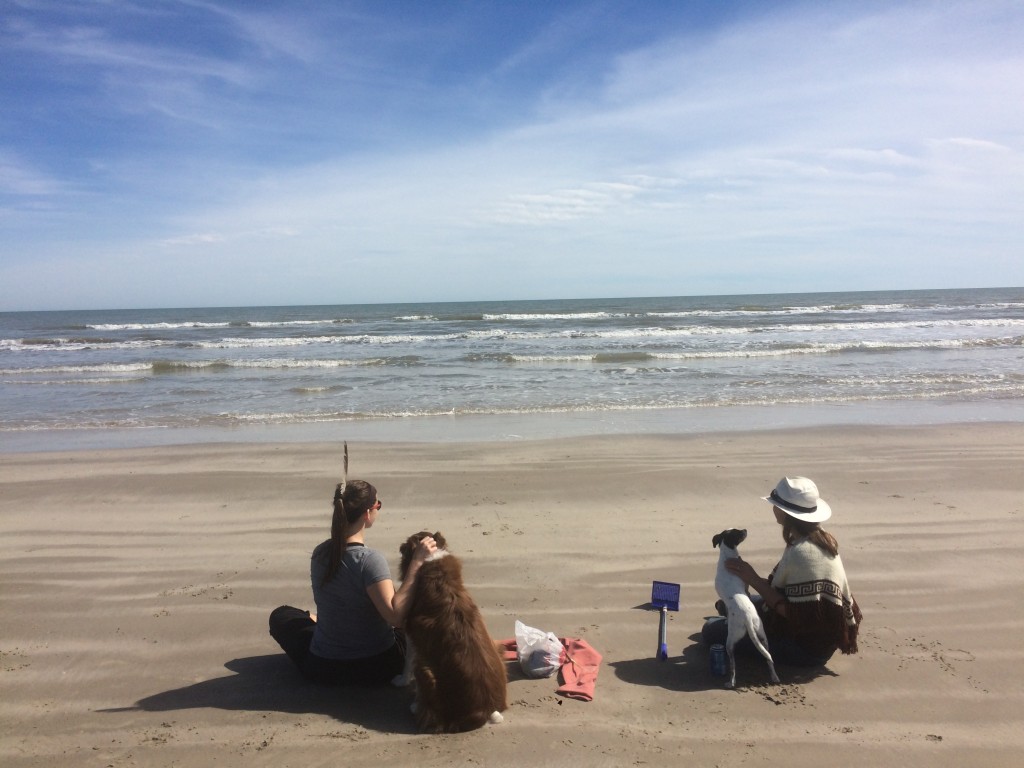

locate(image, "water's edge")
(5, 398), (1022, 454)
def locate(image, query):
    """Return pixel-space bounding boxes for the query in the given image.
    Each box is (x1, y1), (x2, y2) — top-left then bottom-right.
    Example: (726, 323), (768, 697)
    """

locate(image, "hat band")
(770, 489), (817, 513)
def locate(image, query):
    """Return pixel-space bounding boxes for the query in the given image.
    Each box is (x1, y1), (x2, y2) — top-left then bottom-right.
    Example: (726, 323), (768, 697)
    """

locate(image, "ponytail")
(321, 479), (377, 585)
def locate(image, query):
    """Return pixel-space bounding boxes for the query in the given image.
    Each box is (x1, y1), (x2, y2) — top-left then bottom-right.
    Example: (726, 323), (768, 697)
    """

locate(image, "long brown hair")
(781, 516), (839, 557)
(321, 479), (377, 585)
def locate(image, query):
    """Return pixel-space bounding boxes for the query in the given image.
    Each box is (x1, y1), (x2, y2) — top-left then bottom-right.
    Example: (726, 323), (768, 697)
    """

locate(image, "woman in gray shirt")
(270, 479), (436, 685)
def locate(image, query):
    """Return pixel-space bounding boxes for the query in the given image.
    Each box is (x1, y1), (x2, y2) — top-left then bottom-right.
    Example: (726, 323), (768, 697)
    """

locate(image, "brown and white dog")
(398, 531), (508, 733)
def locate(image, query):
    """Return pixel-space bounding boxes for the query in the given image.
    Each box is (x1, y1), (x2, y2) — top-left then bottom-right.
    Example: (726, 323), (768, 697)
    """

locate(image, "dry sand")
(2, 423), (1022, 767)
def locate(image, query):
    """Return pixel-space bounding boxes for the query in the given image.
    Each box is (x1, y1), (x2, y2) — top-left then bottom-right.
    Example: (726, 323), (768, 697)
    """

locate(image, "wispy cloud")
(160, 226), (298, 247)
(0, 151), (66, 197)
(7, 15), (252, 85)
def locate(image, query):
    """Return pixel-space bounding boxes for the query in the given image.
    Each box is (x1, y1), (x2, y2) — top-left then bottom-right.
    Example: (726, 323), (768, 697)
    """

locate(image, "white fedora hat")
(762, 476), (832, 523)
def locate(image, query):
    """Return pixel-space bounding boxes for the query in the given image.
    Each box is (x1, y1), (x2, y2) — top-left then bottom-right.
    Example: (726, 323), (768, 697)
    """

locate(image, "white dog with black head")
(713, 528), (780, 689)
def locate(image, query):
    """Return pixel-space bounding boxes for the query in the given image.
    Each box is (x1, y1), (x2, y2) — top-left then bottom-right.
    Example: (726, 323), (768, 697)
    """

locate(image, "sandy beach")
(2, 423), (1022, 767)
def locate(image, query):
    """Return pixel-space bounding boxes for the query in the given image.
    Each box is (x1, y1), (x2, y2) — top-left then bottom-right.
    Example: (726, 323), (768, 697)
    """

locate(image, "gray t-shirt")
(308, 541), (396, 660)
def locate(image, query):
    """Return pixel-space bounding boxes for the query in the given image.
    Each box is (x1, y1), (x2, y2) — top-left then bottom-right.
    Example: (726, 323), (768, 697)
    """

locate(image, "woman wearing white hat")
(704, 476), (862, 667)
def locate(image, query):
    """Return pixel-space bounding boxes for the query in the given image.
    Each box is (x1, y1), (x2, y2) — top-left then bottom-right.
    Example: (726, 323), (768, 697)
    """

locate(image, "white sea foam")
(87, 321), (233, 331)
(244, 318), (353, 327)
(1, 377), (149, 386)
(6, 317), (1022, 356)
(0, 363), (154, 375)
(63, 300), (1024, 333)
(481, 311), (630, 321)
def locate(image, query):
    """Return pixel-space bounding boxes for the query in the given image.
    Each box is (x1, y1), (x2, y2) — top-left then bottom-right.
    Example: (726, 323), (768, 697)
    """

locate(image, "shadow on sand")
(98, 654), (416, 734)
(610, 631), (838, 693)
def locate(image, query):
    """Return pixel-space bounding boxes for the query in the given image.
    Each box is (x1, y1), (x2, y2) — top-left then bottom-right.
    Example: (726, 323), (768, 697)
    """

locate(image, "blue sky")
(1, 0), (1022, 310)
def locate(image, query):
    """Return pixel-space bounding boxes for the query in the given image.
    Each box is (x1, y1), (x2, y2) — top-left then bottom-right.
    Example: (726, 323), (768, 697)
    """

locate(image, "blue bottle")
(709, 643), (727, 676)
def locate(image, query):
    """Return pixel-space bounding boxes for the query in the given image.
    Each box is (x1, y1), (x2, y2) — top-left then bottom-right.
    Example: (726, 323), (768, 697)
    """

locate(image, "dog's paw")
(488, 711), (504, 725)
(391, 673), (411, 687)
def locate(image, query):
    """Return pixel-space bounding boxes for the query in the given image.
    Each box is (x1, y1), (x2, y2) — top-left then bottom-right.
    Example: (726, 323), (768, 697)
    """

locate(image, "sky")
(1, 0), (1022, 311)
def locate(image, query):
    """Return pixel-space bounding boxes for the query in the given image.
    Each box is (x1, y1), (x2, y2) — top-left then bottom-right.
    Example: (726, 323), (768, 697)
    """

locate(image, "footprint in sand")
(898, 638), (975, 671)
(879, 631), (986, 691)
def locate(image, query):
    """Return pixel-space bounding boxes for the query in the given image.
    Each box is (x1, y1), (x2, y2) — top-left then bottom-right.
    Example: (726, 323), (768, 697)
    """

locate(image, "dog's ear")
(432, 531), (447, 550)
(397, 538), (413, 581)
(712, 532), (723, 549)
(399, 538), (414, 558)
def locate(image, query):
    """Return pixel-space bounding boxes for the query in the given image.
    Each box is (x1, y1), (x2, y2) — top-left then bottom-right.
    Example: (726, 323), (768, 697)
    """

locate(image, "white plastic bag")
(514, 619), (563, 678)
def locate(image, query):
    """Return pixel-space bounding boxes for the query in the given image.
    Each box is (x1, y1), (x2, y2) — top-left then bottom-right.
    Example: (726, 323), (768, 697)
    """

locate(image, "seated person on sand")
(703, 476), (862, 667)
(269, 478), (436, 685)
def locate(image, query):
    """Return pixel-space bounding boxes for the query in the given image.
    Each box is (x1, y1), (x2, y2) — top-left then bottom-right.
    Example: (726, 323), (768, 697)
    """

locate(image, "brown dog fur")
(399, 531), (508, 733)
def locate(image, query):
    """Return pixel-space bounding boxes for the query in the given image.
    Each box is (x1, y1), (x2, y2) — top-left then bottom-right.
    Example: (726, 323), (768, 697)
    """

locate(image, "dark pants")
(269, 605), (406, 686)
(700, 615), (833, 668)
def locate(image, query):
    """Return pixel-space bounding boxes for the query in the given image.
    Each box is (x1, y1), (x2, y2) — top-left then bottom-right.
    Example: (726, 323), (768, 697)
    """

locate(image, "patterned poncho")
(765, 537), (862, 658)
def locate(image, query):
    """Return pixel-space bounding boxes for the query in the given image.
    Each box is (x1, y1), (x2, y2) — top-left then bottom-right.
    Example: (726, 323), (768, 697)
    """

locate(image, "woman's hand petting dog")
(724, 557), (757, 584)
(410, 536), (437, 565)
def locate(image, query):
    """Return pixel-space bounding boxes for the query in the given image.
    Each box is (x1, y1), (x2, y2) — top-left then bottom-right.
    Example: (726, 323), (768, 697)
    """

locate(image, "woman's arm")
(725, 557), (788, 616)
(366, 536), (436, 627)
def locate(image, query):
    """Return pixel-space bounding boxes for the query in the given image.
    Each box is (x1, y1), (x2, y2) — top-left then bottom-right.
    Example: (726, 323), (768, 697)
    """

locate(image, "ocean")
(2, 287), (1023, 451)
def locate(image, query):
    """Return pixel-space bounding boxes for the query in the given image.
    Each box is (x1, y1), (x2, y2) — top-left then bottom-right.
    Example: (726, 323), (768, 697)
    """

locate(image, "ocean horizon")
(3, 287), (1023, 452)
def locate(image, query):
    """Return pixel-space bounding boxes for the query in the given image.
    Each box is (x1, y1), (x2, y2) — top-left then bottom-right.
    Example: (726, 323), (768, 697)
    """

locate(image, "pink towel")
(556, 637), (602, 702)
(498, 636), (602, 702)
